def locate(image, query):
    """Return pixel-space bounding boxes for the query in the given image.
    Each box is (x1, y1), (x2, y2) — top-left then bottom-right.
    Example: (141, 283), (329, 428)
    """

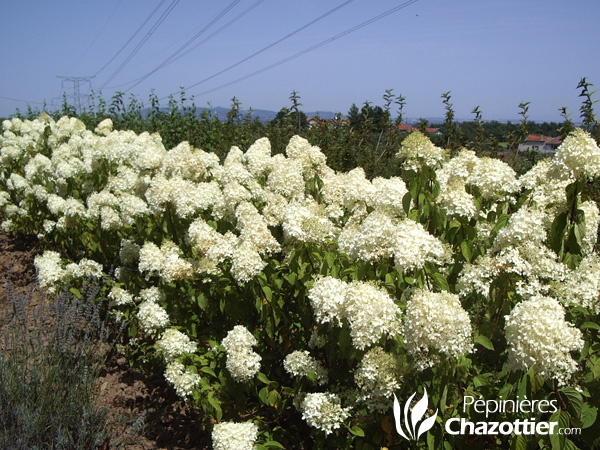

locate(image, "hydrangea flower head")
(354, 346), (402, 412)
(221, 325), (262, 382)
(283, 350), (328, 385)
(164, 361), (201, 398)
(396, 131), (446, 171)
(548, 128), (600, 181)
(299, 392), (350, 435)
(505, 295), (583, 384)
(404, 289), (473, 369)
(212, 421), (259, 450)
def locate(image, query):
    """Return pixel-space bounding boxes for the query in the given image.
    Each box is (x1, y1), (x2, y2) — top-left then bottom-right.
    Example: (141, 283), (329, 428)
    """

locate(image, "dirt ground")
(0, 229), (211, 450)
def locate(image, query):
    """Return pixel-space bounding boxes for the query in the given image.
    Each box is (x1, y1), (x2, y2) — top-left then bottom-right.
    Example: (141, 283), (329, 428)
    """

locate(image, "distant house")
(396, 123), (442, 135)
(518, 135), (562, 155)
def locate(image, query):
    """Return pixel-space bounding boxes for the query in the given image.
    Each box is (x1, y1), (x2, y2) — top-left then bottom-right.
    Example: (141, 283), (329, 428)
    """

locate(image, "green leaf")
(475, 334), (494, 351)
(199, 366), (216, 377)
(581, 322), (600, 331)
(561, 387), (583, 417)
(549, 410), (570, 450)
(258, 387), (269, 405)
(349, 425), (365, 437)
(261, 285), (273, 302)
(268, 389), (280, 407)
(510, 434), (528, 450)
(493, 213), (510, 234)
(460, 241), (473, 263)
(550, 211), (568, 254)
(257, 372), (271, 385)
(196, 293), (208, 310)
(207, 394), (223, 422)
(431, 272), (450, 292)
(473, 374), (491, 387)
(263, 441), (285, 449)
(581, 402), (598, 429)
(402, 191), (412, 215)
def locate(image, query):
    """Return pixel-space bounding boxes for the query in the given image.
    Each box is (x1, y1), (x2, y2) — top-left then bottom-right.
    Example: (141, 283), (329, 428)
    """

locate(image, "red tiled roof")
(523, 134), (562, 144)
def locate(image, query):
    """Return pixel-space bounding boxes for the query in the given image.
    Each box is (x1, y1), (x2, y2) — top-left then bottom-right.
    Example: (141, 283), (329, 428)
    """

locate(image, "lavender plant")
(0, 277), (115, 449)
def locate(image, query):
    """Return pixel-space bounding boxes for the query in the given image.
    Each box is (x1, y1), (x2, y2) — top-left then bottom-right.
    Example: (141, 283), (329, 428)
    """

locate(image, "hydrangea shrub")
(1, 115), (599, 449)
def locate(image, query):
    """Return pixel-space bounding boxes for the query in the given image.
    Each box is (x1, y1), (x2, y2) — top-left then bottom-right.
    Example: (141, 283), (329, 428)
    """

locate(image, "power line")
(159, 0), (356, 101)
(0, 96), (44, 105)
(99, 0), (180, 89)
(119, 0), (263, 93)
(68, 0), (123, 74)
(94, 0), (167, 79)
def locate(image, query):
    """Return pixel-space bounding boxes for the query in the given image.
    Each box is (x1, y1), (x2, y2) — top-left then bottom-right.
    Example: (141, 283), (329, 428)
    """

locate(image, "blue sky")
(1, 0), (599, 122)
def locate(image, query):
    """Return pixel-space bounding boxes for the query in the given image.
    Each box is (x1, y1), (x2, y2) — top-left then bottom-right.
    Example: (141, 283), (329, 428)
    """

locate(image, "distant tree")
(348, 103), (360, 129)
(395, 93), (407, 125)
(441, 91), (461, 152)
(289, 90), (308, 131)
(577, 77), (598, 142)
(382, 89), (395, 129)
(418, 118), (429, 133)
(471, 105), (485, 155)
(558, 106), (574, 137)
(226, 96), (242, 125)
(517, 101), (531, 144)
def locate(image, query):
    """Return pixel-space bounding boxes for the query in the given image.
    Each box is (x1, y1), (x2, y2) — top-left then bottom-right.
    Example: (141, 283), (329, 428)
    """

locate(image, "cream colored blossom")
(212, 422), (258, 450)
(300, 392), (351, 435)
(354, 346), (402, 412)
(396, 131), (446, 171)
(164, 361), (201, 398)
(548, 128), (600, 181)
(221, 325), (261, 381)
(283, 350), (328, 385)
(404, 289), (473, 369)
(156, 328), (197, 362)
(505, 295), (583, 384)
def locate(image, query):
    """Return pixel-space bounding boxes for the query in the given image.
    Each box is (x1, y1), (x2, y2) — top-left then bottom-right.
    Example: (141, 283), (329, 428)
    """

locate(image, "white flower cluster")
(354, 346), (402, 412)
(437, 176), (477, 219)
(164, 361), (201, 398)
(493, 205), (547, 250)
(580, 199), (600, 255)
(468, 157), (520, 200)
(548, 128), (600, 181)
(221, 325), (262, 382)
(283, 350), (328, 385)
(136, 298), (169, 334)
(156, 328), (197, 362)
(458, 241), (566, 299)
(34, 250), (103, 294)
(283, 199), (336, 244)
(299, 392), (351, 435)
(339, 210), (447, 270)
(211, 421), (259, 450)
(308, 277), (401, 350)
(505, 295), (583, 384)
(108, 286), (134, 306)
(138, 240), (193, 282)
(396, 130), (446, 171)
(34, 251), (65, 292)
(404, 289), (473, 368)
(552, 254), (600, 313)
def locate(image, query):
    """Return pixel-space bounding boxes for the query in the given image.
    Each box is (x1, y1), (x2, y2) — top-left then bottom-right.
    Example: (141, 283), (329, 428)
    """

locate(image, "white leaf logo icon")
(393, 388), (438, 441)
